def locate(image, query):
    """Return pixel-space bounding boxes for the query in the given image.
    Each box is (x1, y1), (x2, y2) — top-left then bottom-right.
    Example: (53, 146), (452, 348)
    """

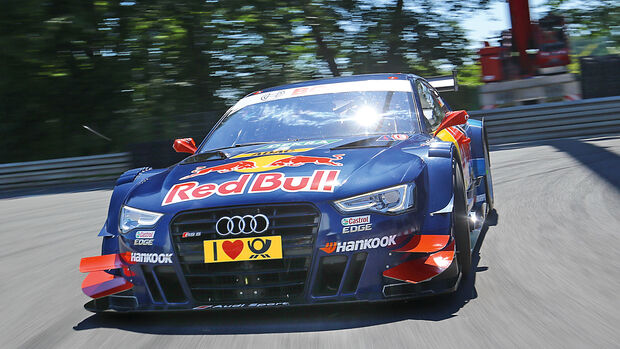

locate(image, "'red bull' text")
(163, 170), (340, 205)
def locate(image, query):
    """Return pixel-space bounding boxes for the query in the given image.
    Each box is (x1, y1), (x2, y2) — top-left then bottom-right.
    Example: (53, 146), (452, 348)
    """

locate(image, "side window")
(431, 89), (450, 116)
(415, 81), (445, 132)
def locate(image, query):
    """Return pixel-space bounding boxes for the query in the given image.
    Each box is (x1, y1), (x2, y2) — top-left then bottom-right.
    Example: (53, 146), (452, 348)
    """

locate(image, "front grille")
(170, 203), (320, 303)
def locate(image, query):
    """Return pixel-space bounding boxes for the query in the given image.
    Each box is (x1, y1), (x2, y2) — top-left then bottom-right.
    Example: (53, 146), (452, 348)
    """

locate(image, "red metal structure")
(477, 0), (578, 109)
(479, 0), (570, 82)
(508, 0), (534, 76)
(534, 14), (570, 71)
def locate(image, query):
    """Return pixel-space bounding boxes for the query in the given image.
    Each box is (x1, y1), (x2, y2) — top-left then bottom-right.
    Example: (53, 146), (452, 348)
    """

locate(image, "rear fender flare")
(466, 118), (488, 179)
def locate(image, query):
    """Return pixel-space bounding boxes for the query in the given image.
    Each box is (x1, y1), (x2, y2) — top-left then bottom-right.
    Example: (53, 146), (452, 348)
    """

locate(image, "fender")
(428, 139), (453, 158)
(116, 167), (151, 186)
(466, 118), (493, 209)
(421, 142), (457, 234)
(466, 118), (488, 179)
(98, 167), (156, 239)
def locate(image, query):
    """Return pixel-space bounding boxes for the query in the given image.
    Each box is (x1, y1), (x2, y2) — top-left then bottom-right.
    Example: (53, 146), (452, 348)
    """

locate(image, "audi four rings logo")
(216, 214), (269, 236)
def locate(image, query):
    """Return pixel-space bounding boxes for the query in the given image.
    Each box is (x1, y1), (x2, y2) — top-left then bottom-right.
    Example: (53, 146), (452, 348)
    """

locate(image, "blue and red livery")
(79, 73), (494, 312)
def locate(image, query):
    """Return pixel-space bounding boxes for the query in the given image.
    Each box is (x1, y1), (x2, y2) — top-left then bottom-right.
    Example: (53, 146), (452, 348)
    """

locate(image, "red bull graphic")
(266, 154), (344, 167)
(181, 161), (257, 180)
(437, 125), (472, 185)
(163, 170), (340, 205)
(180, 154), (345, 180)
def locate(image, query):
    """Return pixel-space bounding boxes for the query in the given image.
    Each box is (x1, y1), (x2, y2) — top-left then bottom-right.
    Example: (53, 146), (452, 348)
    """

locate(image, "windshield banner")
(230, 79), (412, 113)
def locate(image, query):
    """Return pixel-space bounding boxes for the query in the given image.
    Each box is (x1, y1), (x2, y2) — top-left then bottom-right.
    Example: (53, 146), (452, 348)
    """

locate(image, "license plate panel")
(203, 236), (283, 263)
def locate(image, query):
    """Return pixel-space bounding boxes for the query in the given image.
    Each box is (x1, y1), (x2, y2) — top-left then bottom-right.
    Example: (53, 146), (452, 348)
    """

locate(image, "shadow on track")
(548, 137), (620, 192)
(73, 217), (496, 335)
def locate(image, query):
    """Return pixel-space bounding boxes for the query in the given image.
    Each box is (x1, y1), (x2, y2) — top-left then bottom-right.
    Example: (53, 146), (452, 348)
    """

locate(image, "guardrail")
(2, 96), (619, 190)
(0, 153), (130, 190)
(469, 95), (620, 145)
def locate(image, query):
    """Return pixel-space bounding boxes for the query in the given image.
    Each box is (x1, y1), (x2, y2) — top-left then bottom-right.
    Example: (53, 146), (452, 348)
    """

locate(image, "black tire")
(453, 158), (472, 279)
(482, 126), (494, 211)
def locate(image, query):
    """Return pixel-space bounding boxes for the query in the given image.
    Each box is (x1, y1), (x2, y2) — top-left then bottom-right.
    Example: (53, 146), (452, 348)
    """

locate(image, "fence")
(0, 153), (130, 191)
(1, 96), (619, 190)
(469, 95), (620, 145)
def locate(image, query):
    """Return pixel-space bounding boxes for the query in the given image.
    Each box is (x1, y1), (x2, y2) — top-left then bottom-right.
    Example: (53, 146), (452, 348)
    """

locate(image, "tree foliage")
(545, 0), (619, 46)
(2, 0), (475, 162)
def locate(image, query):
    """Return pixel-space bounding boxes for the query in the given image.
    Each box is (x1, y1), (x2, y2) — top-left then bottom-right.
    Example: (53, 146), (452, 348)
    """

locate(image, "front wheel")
(482, 125), (494, 211)
(453, 158), (472, 279)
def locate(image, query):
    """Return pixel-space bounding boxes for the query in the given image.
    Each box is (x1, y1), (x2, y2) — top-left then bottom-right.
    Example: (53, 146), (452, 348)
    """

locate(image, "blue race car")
(79, 73), (494, 312)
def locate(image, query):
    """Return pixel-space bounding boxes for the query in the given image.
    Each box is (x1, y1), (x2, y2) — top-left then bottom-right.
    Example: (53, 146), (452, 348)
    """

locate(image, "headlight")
(119, 206), (163, 234)
(334, 184), (415, 214)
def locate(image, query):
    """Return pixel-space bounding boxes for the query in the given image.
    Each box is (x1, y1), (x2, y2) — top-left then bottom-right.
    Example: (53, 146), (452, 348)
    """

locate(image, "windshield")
(200, 81), (419, 151)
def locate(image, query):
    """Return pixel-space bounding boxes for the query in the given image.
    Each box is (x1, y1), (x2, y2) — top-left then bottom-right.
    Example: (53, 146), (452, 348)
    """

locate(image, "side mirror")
(433, 110), (469, 137)
(173, 138), (197, 154)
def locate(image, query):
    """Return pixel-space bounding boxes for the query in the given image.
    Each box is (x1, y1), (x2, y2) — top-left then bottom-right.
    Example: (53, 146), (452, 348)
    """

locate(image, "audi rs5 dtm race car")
(79, 73), (494, 312)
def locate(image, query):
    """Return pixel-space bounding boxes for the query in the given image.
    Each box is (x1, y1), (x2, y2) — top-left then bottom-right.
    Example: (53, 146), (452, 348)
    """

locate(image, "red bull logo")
(181, 161), (257, 180)
(181, 154), (345, 180)
(266, 154), (343, 167)
(163, 170), (340, 205)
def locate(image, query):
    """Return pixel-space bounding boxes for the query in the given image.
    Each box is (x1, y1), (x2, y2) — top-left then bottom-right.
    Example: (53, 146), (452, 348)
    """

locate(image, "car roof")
(256, 73), (422, 94)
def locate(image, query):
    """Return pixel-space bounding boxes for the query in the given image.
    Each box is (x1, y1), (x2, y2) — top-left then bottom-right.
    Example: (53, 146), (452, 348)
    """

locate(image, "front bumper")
(85, 269), (460, 313)
(84, 261), (460, 313)
(81, 202), (459, 312)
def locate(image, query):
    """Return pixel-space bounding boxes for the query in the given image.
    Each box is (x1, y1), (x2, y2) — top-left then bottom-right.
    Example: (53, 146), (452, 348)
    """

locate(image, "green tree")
(545, 0), (619, 46)
(0, 0), (478, 163)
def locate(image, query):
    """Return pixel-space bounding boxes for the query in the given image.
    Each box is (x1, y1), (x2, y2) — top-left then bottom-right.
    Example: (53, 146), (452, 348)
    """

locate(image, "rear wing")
(427, 70), (458, 92)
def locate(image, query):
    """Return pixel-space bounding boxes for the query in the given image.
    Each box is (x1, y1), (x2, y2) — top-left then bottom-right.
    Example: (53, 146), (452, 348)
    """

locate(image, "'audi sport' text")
(193, 302), (289, 310)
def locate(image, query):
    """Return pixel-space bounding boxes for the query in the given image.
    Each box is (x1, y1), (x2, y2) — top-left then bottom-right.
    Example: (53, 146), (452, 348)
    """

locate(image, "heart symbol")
(222, 240), (243, 260)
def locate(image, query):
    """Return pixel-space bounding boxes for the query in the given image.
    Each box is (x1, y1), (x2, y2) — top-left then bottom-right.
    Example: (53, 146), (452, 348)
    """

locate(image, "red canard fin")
(81, 271), (133, 299)
(383, 240), (455, 284)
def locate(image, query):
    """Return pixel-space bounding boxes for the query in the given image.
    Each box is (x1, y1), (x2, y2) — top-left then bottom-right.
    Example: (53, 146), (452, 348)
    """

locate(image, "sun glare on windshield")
(354, 105), (381, 128)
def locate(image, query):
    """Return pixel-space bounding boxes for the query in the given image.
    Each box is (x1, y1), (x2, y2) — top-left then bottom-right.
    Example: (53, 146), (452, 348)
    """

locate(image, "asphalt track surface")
(2, 135), (619, 348)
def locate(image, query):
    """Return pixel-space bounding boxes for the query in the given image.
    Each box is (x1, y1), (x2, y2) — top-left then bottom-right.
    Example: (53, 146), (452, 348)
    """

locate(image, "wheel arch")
(466, 118), (489, 180)
(99, 167), (157, 254)
(425, 140), (461, 217)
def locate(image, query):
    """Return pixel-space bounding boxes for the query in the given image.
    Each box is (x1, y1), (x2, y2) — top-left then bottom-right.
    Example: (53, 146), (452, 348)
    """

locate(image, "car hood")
(125, 135), (429, 213)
